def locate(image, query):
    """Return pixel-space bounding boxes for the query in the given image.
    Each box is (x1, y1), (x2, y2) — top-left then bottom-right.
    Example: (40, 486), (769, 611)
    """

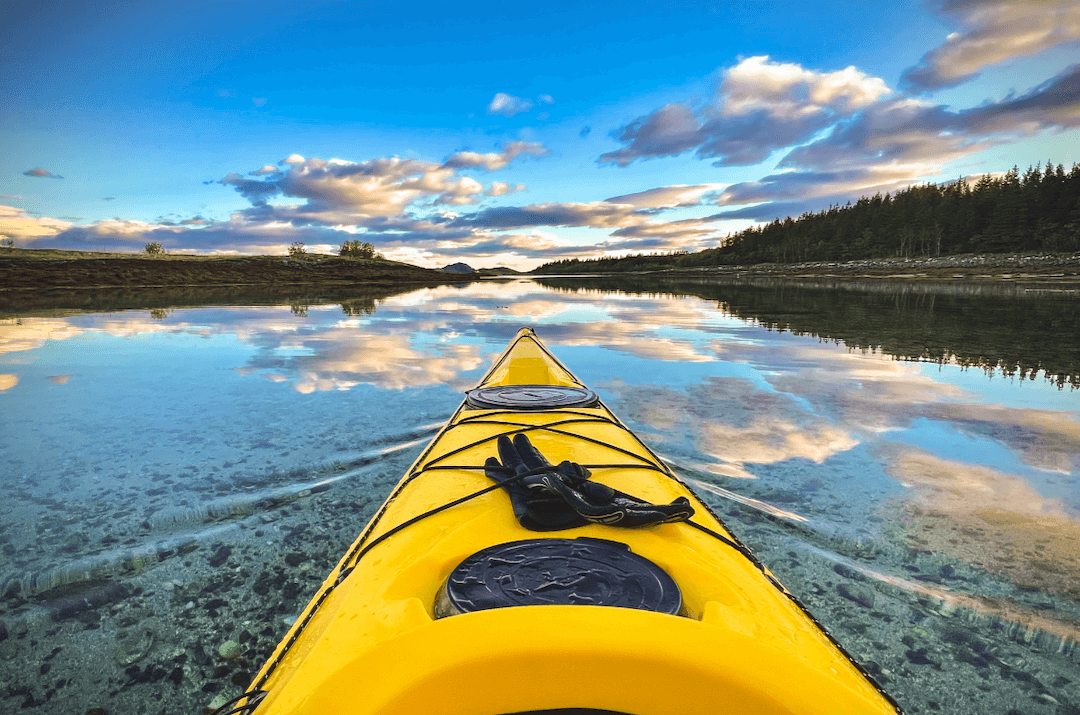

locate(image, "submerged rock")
(217, 640), (241, 660)
(836, 583), (875, 609)
(114, 630), (154, 666)
(42, 579), (133, 623)
(208, 545), (232, 568)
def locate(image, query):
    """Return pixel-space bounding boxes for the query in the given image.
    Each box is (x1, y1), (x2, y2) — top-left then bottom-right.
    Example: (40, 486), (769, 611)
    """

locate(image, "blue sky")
(2, 0), (1079, 270)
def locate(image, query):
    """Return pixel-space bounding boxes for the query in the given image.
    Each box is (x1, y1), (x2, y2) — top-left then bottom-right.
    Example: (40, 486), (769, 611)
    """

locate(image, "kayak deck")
(243, 328), (900, 715)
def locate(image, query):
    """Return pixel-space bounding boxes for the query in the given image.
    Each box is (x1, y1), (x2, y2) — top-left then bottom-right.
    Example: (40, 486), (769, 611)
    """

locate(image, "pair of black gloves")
(484, 433), (693, 531)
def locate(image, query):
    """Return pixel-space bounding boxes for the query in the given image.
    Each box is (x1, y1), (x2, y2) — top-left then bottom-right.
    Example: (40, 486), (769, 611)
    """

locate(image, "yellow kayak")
(233, 328), (901, 715)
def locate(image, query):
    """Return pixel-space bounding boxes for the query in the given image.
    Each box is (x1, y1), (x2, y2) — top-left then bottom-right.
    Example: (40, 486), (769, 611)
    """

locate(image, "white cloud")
(279, 154), (306, 165)
(222, 155), (490, 221)
(486, 181), (526, 196)
(719, 55), (890, 119)
(487, 92), (534, 118)
(250, 165), (278, 176)
(498, 230), (568, 250)
(443, 141), (549, 171)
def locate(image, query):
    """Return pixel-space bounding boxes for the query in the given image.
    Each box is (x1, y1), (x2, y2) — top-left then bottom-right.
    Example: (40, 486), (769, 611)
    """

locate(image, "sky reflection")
(2, 278), (1078, 603)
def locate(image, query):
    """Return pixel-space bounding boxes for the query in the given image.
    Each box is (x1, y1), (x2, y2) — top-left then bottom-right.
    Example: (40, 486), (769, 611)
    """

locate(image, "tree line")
(533, 161), (1080, 274)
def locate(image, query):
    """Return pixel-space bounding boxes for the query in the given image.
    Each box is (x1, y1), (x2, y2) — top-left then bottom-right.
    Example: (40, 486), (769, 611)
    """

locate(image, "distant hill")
(440, 262), (520, 275)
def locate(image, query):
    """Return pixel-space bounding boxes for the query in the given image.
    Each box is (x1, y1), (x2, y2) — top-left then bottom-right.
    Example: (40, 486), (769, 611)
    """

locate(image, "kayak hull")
(245, 328), (900, 715)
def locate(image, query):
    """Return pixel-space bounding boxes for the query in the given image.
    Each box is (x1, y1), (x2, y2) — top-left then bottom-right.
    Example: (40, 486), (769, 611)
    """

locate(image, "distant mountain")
(441, 262), (475, 273)
(477, 266), (520, 275)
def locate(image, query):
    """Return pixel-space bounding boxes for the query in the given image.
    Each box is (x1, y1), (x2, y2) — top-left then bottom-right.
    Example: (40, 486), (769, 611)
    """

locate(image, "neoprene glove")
(484, 433), (694, 531)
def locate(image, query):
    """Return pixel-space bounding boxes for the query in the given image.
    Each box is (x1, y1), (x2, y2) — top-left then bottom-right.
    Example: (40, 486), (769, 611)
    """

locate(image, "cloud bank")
(599, 56), (891, 167)
(0, 205), (73, 242)
(902, 0), (1080, 91)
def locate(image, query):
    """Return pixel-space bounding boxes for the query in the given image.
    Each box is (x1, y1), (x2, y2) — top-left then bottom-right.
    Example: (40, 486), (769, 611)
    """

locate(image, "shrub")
(339, 240), (375, 259)
(288, 242), (307, 257)
(144, 242), (165, 255)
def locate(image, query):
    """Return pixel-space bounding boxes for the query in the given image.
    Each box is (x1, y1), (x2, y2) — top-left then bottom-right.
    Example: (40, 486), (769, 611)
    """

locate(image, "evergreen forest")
(532, 162), (1080, 274)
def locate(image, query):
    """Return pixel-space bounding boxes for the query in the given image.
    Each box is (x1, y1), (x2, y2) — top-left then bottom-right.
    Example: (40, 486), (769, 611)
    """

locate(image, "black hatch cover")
(466, 385), (598, 410)
(435, 538), (681, 618)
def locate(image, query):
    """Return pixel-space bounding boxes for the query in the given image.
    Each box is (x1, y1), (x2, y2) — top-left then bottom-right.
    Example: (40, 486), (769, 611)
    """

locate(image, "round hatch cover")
(435, 538), (681, 618)
(466, 385), (598, 410)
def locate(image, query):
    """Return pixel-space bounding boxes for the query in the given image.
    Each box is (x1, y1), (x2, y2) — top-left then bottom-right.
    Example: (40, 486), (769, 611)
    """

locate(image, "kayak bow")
(241, 328), (901, 715)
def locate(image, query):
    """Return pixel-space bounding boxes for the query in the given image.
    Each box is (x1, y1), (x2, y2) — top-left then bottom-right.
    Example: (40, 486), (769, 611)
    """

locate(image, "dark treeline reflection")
(538, 276), (1080, 388)
(0, 285), (393, 319)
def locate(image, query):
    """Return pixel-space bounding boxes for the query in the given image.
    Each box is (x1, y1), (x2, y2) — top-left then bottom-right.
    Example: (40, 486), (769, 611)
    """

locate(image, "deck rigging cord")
(234, 406), (698, 708)
(220, 406), (902, 714)
(221, 333), (904, 714)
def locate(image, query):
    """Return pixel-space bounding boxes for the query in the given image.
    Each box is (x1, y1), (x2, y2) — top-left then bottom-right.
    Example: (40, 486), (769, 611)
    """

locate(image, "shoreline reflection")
(537, 275), (1080, 388)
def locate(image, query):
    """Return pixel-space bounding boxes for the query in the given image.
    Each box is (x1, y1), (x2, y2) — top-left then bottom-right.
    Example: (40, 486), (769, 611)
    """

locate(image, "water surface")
(1, 277), (1078, 714)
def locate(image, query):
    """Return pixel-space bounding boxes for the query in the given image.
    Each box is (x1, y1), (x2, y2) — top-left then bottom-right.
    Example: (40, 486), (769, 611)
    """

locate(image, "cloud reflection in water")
(882, 445), (1080, 601)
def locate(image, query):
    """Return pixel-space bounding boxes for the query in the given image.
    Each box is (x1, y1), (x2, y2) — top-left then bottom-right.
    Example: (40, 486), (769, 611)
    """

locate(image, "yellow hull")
(244, 328), (900, 715)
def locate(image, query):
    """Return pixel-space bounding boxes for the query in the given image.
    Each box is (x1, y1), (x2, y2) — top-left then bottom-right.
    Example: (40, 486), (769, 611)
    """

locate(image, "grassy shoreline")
(0, 248), (479, 292)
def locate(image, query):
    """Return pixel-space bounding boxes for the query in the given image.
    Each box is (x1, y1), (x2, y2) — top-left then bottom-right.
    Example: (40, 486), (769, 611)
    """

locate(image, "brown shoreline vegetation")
(0, 248), (482, 294)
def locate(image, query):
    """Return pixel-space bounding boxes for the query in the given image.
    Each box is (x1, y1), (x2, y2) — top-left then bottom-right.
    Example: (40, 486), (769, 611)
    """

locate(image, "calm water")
(1, 277), (1078, 714)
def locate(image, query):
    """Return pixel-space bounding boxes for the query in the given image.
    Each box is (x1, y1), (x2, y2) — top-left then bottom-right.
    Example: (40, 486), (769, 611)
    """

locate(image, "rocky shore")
(649, 252), (1080, 282)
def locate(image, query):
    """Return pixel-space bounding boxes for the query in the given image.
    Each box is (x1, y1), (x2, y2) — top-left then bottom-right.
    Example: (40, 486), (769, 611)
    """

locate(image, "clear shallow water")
(0, 277), (1078, 714)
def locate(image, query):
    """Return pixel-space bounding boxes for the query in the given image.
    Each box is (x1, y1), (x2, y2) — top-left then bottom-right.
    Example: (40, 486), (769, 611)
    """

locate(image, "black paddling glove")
(484, 433), (694, 531)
